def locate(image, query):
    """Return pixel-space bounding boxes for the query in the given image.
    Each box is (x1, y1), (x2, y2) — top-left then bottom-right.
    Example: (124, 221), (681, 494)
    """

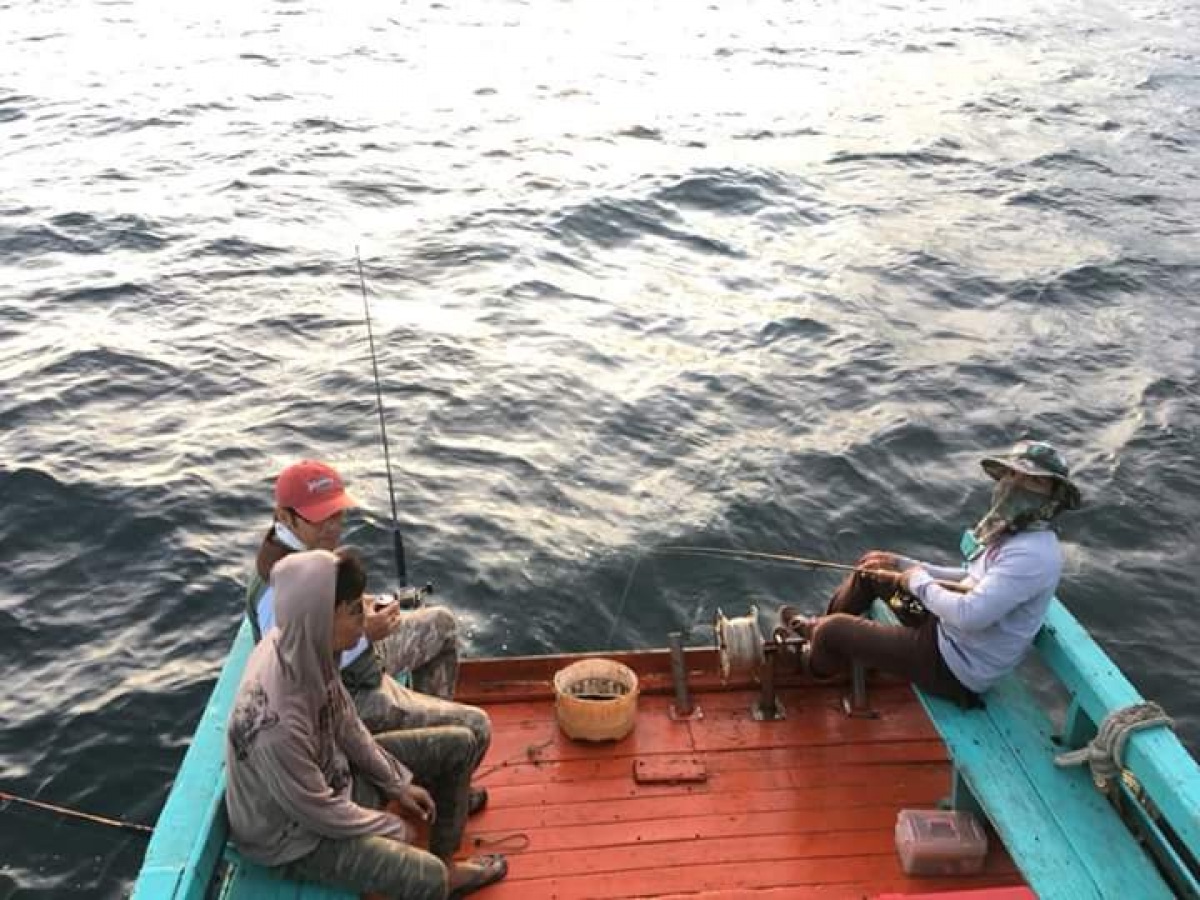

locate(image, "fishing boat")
(132, 591), (1200, 899)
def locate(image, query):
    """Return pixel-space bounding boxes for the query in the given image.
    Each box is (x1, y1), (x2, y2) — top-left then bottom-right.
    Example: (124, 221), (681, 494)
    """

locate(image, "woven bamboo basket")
(552, 658), (639, 742)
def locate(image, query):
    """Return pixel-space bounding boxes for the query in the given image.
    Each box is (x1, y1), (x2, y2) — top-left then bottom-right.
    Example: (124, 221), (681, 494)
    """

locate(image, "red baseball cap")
(274, 460), (357, 522)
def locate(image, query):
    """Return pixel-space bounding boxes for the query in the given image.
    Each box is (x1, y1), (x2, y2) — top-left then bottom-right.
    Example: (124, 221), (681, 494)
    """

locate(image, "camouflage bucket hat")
(980, 439), (1082, 510)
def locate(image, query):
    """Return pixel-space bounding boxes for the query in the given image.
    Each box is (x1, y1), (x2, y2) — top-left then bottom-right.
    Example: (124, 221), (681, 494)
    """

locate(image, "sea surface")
(1, 0), (1199, 896)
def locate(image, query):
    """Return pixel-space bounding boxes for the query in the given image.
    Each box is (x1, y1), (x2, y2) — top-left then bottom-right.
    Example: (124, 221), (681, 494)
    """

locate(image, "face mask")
(966, 477), (1057, 555)
(274, 519), (309, 551)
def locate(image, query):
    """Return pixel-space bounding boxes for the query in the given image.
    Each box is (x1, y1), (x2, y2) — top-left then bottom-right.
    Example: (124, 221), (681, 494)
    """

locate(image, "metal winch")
(714, 606), (766, 681)
(711, 606), (879, 720)
(713, 607), (806, 721)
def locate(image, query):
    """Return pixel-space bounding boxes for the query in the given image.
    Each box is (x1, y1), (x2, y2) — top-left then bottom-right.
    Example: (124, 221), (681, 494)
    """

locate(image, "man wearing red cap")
(244, 460), (491, 812)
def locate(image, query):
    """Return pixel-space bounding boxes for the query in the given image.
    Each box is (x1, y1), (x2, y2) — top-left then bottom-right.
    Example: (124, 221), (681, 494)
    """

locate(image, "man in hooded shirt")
(244, 459), (491, 811)
(226, 548), (507, 899)
(783, 439), (1083, 705)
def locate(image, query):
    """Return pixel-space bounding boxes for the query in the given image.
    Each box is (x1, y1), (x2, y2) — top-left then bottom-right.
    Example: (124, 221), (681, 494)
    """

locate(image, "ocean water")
(1, 0), (1199, 896)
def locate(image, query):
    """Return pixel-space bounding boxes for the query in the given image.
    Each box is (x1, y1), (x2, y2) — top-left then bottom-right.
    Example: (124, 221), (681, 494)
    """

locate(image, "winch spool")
(714, 607), (765, 680)
(553, 658), (639, 742)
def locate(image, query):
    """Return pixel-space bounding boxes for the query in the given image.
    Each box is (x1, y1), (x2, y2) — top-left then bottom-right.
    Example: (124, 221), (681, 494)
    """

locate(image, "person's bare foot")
(447, 854), (508, 898)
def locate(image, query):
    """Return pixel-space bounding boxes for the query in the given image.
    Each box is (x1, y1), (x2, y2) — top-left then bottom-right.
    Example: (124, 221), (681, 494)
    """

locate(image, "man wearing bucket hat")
(244, 459), (492, 813)
(786, 439), (1082, 706)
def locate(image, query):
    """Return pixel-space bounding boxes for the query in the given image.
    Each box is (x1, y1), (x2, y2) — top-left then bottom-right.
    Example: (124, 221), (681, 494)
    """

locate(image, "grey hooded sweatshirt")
(225, 549), (414, 867)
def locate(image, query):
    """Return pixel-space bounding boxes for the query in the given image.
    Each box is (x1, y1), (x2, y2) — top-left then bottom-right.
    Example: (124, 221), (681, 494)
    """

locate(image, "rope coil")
(1054, 701), (1174, 793)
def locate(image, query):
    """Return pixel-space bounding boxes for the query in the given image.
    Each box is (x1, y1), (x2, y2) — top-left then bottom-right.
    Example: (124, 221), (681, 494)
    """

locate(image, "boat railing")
(1035, 600), (1200, 897)
(874, 596), (1200, 899)
(131, 620), (255, 900)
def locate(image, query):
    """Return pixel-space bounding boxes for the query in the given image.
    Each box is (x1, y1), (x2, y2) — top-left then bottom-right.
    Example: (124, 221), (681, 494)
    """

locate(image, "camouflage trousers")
(352, 606), (491, 772)
(280, 726), (476, 900)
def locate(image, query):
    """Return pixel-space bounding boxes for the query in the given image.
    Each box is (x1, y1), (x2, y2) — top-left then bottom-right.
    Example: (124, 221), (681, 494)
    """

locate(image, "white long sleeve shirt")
(903, 529), (1063, 693)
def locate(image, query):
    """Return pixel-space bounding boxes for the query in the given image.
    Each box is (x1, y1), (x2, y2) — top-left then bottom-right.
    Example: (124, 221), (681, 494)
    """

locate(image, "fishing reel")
(884, 590), (930, 627)
(388, 582), (435, 610)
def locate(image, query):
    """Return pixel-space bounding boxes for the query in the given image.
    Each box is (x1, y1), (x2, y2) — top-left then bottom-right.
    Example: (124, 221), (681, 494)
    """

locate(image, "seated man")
(245, 459), (491, 810)
(787, 439), (1082, 706)
(226, 548), (507, 900)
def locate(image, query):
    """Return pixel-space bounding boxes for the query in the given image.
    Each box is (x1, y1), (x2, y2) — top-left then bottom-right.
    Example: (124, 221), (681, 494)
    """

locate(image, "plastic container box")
(894, 808), (989, 876)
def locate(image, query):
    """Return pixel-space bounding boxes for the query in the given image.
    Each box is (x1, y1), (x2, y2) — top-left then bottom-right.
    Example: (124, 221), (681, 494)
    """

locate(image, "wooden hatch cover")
(632, 755), (708, 785)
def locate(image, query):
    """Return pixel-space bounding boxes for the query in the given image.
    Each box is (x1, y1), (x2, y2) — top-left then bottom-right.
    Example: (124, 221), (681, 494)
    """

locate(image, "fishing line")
(605, 443), (743, 649)
(653, 545), (969, 592)
(472, 832), (531, 852)
(680, 593), (707, 641)
(604, 369), (777, 648)
(604, 556), (643, 648)
(355, 247), (407, 587)
(0, 789), (152, 837)
(473, 739), (555, 783)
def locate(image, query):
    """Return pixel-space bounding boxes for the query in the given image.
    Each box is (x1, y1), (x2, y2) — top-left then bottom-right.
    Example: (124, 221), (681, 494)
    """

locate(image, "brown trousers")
(808, 571), (980, 708)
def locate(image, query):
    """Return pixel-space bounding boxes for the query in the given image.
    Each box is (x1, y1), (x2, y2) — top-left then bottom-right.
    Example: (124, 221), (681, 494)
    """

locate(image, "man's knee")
(352, 687), (391, 734)
(429, 606), (458, 644)
(436, 725), (478, 770)
(811, 613), (861, 653)
(459, 704), (492, 755)
(411, 853), (448, 900)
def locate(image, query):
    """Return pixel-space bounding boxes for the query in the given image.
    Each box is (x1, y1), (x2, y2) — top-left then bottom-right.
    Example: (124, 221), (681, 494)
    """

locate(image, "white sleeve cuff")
(907, 568), (935, 598)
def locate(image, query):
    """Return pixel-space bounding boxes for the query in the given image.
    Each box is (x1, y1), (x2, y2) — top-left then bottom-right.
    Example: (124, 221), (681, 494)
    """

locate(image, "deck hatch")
(633, 756), (709, 785)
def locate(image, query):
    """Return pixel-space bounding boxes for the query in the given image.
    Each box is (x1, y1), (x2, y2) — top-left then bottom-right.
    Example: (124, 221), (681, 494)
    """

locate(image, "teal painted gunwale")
(132, 620), (358, 900)
(873, 596), (1199, 899)
(132, 620), (254, 900)
(1036, 601), (1200, 862)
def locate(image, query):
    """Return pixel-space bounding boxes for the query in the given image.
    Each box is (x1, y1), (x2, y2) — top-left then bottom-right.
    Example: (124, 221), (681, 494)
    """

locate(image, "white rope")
(1054, 701), (1173, 792)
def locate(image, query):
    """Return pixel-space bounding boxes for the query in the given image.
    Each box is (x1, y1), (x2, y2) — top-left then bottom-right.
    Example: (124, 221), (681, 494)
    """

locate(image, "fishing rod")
(657, 545), (865, 573)
(0, 789), (152, 837)
(654, 545), (969, 592)
(355, 247), (407, 588)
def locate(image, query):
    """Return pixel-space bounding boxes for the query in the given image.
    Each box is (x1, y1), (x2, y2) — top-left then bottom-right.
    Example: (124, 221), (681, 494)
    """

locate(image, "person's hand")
(865, 568), (904, 591)
(364, 601), (402, 642)
(869, 566), (922, 593)
(393, 784), (436, 824)
(857, 550), (900, 571)
(386, 816), (417, 844)
(897, 566), (922, 593)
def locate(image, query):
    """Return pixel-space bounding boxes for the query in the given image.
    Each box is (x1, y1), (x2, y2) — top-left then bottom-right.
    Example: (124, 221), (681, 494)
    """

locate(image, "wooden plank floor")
(453, 656), (1026, 900)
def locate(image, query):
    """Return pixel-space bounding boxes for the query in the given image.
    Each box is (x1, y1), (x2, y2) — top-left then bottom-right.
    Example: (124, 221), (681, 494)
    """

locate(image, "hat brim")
(294, 490), (357, 523)
(981, 458), (1081, 510)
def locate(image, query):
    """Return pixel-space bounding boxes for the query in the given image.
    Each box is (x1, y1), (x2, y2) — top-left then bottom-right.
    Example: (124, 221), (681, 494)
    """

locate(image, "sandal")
(467, 786), (489, 817)
(448, 854), (508, 899)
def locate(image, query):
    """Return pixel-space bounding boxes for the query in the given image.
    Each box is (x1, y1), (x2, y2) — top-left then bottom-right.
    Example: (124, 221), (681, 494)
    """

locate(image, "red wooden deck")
(447, 649), (1026, 899)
